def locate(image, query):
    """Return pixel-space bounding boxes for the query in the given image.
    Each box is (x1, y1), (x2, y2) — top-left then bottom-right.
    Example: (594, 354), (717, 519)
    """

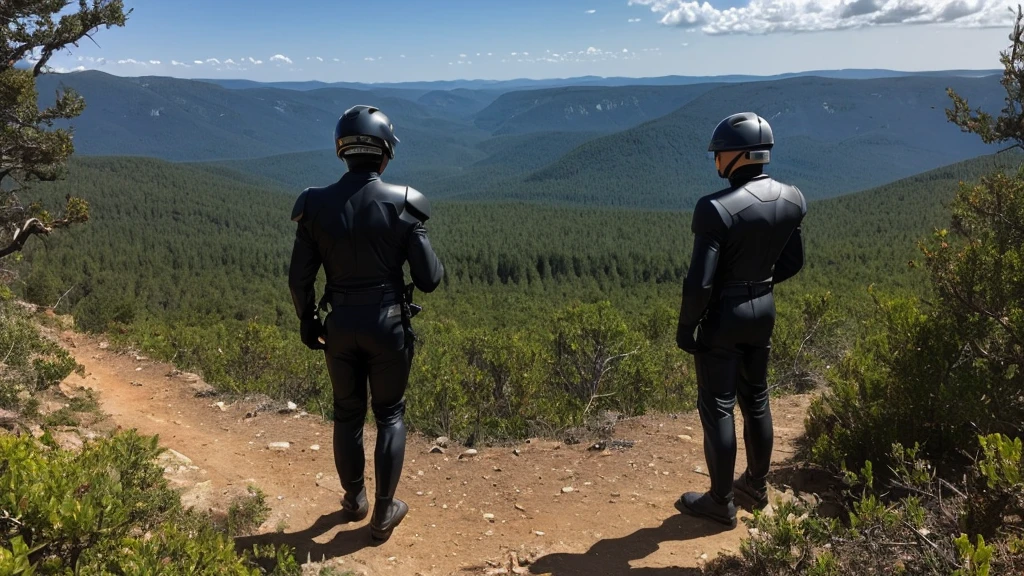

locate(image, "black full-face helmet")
(334, 105), (400, 160)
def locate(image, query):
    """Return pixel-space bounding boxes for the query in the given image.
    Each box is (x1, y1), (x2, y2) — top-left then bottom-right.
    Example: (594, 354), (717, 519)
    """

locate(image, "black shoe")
(369, 497), (408, 543)
(677, 491), (737, 528)
(340, 489), (369, 522)
(733, 472), (768, 510)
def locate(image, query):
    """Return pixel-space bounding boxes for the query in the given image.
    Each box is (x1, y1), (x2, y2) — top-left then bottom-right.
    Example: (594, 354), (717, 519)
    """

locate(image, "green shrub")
(0, 299), (82, 412)
(227, 485), (272, 537)
(0, 430), (298, 574)
(707, 434), (1024, 576)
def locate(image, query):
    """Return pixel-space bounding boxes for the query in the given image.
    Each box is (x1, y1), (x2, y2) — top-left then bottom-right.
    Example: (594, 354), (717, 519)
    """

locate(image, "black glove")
(300, 315), (326, 350)
(676, 322), (699, 354)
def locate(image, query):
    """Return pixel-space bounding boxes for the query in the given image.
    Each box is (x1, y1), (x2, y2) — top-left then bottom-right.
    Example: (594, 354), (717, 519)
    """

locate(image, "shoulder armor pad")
(692, 195), (731, 235)
(404, 186), (431, 222)
(780, 183), (807, 216)
(291, 188), (310, 222)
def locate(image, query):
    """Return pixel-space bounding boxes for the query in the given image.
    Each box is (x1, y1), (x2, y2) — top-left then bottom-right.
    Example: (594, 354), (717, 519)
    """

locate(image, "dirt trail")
(58, 331), (814, 575)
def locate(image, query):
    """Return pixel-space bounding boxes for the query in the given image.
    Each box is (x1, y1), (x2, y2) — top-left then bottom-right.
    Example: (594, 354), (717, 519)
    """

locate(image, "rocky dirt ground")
(47, 329), (827, 575)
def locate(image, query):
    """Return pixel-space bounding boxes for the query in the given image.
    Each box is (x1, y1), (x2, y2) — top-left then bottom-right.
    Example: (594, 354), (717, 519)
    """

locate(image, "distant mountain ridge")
(33, 69), (1009, 208)
(192, 68), (1001, 92)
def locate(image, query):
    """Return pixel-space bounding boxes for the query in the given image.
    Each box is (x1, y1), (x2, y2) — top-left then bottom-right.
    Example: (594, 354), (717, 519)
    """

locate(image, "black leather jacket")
(288, 171), (444, 321)
(679, 173), (807, 328)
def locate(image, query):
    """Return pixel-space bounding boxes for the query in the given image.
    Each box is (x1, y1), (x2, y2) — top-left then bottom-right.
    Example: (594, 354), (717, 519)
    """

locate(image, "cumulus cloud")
(246, 57), (263, 64)
(333, 57), (340, 62)
(76, 56), (107, 66)
(224, 58), (237, 65)
(585, 9), (597, 13)
(171, 60), (189, 67)
(194, 60), (203, 65)
(270, 54), (292, 64)
(628, 17), (642, 22)
(116, 58), (144, 65)
(316, 56), (323, 61)
(206, 58), (221, 64)
(627, 0), (1015, 34)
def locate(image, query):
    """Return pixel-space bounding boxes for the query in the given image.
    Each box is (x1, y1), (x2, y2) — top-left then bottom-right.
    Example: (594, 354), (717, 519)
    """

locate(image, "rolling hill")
(34, 70), (489, 162)
(33, 69), (1010, 210)
(474, 74), (1007, 208)
(472, 84), (721, 135)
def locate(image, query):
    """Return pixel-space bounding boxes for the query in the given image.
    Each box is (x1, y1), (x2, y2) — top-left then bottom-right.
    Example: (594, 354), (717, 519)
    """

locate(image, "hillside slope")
(17, 151), (1021, 330)
(504, 75), (1006, 208)
(35, 70), (488, 162)
(473, 84), (720, 135)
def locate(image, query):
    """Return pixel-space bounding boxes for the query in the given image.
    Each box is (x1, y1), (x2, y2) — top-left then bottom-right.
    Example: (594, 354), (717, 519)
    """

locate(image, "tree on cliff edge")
(1, 0), (129, 267)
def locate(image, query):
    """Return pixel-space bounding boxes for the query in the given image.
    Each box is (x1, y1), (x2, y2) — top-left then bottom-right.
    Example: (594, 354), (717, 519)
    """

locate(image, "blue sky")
(43, 0), (1017, 83)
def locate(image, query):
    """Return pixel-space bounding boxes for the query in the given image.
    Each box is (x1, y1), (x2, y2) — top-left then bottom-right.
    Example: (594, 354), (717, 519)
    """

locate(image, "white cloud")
(194, 60), (203, 65)
(628, 17), (642, 22)
(523, 51), (530, 56)
(627, 0), (1015, 34)
(333, 58), (340, 62)
(585, 9), (596, 13)
(246, 57), (263, 65)
(365, 57), (376, 61)
(270, 54), (292, 64)
(75, 56), (107, 66)
(149, 60), (161, 65)
(316, 56), (323, 62)
(171, 60), (189, 67)
(623, 48), (629, 52)
(682, 42), (689, 46)
(116, 58), (144, 65)
(224, 58), (237, 65)
(206, 58), (220, 64)
(400, 54), (406, 58)
(460, 53), (467, 57)
(511, 51), (518, 56)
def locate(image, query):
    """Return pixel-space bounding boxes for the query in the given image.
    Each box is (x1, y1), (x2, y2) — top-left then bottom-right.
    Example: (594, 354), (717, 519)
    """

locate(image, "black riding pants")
(694, 289), (776, 501)
(323, 297), (414, 502)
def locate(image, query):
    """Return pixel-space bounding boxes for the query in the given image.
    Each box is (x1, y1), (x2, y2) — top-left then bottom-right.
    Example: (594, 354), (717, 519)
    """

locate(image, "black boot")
(733, 471), (768, 510)
(340, 487), (369, 522)
(369, 497), (408, 543)
(678, 491), (737, 528)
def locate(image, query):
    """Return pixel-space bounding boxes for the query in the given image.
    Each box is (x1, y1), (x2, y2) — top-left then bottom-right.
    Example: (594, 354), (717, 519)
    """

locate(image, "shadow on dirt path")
(527, 508), (731, 575)
(236, 510), (376, 568)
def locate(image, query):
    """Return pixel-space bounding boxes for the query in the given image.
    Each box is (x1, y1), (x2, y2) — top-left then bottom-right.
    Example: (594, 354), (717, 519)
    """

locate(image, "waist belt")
(716, 280), (774, 298)
(322, 284), (405, 307)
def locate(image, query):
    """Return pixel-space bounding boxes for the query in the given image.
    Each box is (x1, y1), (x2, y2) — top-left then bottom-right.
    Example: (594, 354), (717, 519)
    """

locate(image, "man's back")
(290, 171), (442, 300)
(693, 174), (807, 288)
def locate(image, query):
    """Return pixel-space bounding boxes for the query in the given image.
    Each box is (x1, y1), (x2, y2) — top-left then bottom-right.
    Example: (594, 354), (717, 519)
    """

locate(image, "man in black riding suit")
(288, 105), (444, 542)
(675, 112), (807, 528)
